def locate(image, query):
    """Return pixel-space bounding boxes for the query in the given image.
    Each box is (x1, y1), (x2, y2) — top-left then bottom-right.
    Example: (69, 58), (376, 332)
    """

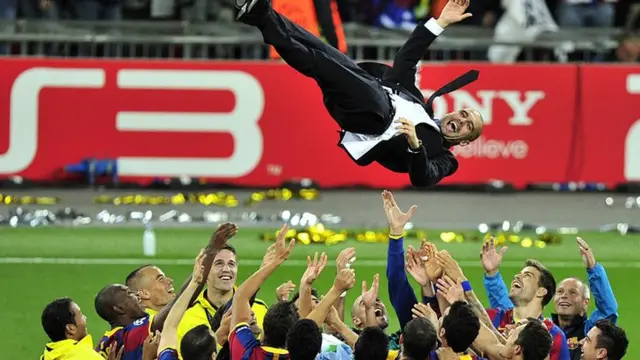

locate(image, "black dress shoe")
(236, 0), (260, 20)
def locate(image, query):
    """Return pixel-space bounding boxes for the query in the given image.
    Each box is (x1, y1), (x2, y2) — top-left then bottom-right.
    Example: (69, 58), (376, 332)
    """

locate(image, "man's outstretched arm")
(383, 0), (472, 89)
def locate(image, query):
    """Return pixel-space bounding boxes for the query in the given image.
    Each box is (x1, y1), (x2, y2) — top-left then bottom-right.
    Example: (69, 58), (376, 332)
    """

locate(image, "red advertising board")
(0, 58), (636, 188)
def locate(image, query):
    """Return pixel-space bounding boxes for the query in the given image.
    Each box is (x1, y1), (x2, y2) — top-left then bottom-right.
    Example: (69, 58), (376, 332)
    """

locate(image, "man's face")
(68, 302), (88, 341)
(499, 322), (528, 359)
(137, 266), (175, 309)
(351, 296), (389, 330)
(554, 278), (588, 317)
(509, 266), (543, 305)
(249, 311), (261, 337)
(580, 327), (606, 360)
(440, 108), (483, 143)
(114, 285), (147, 319)
(294, 295), (319, 310)
(208, 250), (237, 292)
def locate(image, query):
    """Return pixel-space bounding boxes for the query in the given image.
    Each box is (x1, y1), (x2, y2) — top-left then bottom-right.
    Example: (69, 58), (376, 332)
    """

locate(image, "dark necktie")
(425, 69), (479, 118)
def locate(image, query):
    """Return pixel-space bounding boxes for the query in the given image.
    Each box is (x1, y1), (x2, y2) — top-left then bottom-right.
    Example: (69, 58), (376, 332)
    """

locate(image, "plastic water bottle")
(143, 221), (157, 257)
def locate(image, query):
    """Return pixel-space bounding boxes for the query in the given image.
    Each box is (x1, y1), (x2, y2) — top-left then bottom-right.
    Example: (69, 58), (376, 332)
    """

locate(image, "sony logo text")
(0, 68), (265, 177)
(625, 74), (640, 180)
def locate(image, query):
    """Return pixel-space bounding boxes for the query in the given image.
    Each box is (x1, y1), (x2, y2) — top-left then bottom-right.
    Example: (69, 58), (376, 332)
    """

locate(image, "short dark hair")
(181, 325), (217, 360)
(290, 288), (319, 304)
(354, 327), (389, 360)
(262, 301), (299, 348)
(441, 301), (480, 352)
(594, 319), (628, 360)
(42, 298), (76, 342)
(125, 264), (153, 289)
(402, 317), (438, 360)
(219, 245), (237, 255)
(286, 319), (322, 360)
(515, 318), (553, 360)
(524, 259), (556, 306)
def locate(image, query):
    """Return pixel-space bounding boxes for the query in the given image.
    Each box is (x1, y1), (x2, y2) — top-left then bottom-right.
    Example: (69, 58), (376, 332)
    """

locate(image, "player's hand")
(107, 342), (124, 360)
(435, 275), (465, 304)
(395, 118), (421, 150)
(336, 247), (356, 273)
(422, 241), (443, 282)
(381, 190), (417, 236)
(435, 250), (466, 283)
(301, 252), (328, 285)
(208, 223), (238, 255)
(276, 281), (296, 301)
(577, 237), (596, 270)
(437, 0), (472, 28)
(334, 268), (356, 293)
(142, 331), (161, 360)
(267, 223), (294, 265)
(215, 309), (233, 346)
(481, 237), (507, 276)
(361, 274), (380, 308)
(411, 303), (439, 330)
(406, 246), (429, 286)
(192, 248), (206, 284)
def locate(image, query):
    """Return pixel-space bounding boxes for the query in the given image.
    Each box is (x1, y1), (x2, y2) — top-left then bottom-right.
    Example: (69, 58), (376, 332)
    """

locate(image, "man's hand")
(336, 247), (356, 273)
(302, 252), (328, 285)
(191, 249), (206, 285)
(436, 0), (472, 28)
(436, 275), (465, 304)
(381, 190), (417, 236)
(395, 118), (421, 150)
(334, 268), (356, 293)
(276, 281), (296, 301)
(215, 309), (233, 346)
(207, 223), (238, 254)
(435, 250), (466, 282)
(325, 306), (342, 327)
(142, 331), (161, 360)
(361, 274), (380, 308)
(577, 237), (596, 269)
(263, 224), (295, 266)
(422, 241), (443, 282)
(406, 246), (429, 286)
(107, 343), (124, 360)
(411, 303), (439, 333)
(481, 237), (507, 276)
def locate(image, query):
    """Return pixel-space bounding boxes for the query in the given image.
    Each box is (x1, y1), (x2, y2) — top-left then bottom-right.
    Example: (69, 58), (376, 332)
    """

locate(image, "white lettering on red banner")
(625, 74), (640, 180)
(115, 69), (265, 177)
(0, 68), (105, 174)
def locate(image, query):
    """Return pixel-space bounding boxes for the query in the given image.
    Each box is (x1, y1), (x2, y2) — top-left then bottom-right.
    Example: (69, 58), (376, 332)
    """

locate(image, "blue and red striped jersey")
(158, 347), (179, 360)
(486, 308), (570, 360)
(96, 315), (152, 360)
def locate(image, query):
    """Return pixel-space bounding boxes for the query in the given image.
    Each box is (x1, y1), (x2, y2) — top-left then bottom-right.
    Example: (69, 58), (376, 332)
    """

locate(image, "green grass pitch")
(0, 227), (637, 358)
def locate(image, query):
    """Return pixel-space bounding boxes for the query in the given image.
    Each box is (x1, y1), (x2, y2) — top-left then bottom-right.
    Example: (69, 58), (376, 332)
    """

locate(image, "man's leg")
(237, 0), (391, 133)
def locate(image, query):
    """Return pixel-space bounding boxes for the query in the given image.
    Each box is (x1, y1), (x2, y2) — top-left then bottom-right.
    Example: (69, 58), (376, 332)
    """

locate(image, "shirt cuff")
(424, 18), (444, 36)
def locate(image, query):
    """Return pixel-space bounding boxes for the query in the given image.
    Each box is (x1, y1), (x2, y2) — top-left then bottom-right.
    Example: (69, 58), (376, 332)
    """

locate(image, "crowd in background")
(40, 190), (629, 360)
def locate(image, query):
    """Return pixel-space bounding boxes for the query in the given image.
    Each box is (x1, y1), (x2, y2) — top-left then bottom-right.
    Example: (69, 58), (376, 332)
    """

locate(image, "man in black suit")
(236, 0), (484, 187)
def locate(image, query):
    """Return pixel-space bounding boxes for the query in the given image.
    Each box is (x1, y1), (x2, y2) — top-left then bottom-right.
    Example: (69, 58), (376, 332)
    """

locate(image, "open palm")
(382, 190), (417, 235)
(438, 0), (472, 27)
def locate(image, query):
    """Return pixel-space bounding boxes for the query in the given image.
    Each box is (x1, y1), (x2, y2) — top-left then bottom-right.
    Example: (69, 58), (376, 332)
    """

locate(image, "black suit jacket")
(348, 20), (459, 188)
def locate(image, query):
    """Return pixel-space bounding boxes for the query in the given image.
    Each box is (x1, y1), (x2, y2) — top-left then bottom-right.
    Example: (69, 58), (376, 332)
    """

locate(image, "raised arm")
(231, 224), (294, 328)
(577, 237), (619, 330)
(383, 0), (472, 94)
(307, 268), (356, 326)
(481, 238), (514, 310)
(382, 190), (420, 329)
(158, 250), (206, 355)
(298, 252), (328, 318)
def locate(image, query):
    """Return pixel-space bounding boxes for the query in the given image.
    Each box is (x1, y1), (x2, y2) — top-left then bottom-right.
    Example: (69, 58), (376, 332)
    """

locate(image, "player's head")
(554, 277), (590, 318)
(95, 284), (147, 325)
(440, 301), (480, 352)
(580, 320), (628, 360)
(41, 298), (88, 342)
(354, 327), (389, 360)
(286, 319), (322, 360)
(440, 108), (483, 146)
(291, 289), (320, 310)
(125, 265), (175, 312)
(501, 318), (552, 360)
(207, 245), (238, 293)
(351, 295), (388, 330)
(509, 259), (556, 308)
(262, 300), (299, 348)
(400, 317), (438, 360)
(181, 325), (217, 360)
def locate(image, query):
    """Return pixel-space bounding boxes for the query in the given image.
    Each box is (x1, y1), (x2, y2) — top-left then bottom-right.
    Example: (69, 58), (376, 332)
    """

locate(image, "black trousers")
(258, 8), (392, 135)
